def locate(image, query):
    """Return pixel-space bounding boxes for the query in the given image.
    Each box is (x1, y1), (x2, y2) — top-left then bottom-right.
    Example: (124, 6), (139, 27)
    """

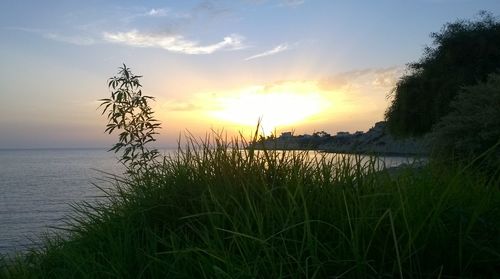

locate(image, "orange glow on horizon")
(155, 73), (396, 141)
(208, 82), (330, 134)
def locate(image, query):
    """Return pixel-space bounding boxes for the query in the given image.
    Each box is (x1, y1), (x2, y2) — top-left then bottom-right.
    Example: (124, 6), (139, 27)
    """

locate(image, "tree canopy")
(385, 12), (500, 136)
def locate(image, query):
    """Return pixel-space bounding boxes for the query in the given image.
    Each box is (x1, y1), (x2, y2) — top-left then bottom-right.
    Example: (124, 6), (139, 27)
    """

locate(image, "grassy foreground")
(1, 136), (499, 278)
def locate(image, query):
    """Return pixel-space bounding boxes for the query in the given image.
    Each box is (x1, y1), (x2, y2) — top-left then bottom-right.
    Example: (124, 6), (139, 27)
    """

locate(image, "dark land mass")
(250, 121), (429, 155)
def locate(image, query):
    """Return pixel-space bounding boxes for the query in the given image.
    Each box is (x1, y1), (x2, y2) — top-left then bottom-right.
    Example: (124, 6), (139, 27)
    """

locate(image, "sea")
(0, 148), (126, 256)
(0, 148), (417, 256)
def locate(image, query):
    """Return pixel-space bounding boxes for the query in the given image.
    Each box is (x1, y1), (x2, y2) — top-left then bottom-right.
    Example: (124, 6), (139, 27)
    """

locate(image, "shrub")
(430, 72), (500, 167)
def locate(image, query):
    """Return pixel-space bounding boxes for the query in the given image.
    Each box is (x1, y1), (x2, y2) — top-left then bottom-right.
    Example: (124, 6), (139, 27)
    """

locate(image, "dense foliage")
(430, 73), (500, 166)
(385, 12), (500, 136)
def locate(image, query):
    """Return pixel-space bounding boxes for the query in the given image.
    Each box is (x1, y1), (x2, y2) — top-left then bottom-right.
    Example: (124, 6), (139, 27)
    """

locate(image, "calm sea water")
(0, 149), (125, 256)
(0, 149), (417, 256)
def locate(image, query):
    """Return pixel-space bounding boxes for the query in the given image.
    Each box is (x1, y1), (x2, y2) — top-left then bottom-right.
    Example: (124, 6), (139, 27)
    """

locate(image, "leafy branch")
(99, 64), (161, 173)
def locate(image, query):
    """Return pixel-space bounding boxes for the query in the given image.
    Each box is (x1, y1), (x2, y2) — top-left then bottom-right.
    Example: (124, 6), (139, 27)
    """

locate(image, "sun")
(209, 82), (329, 134)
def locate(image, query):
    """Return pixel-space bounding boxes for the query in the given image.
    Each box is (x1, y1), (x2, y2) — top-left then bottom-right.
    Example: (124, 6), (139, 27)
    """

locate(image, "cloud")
(371, 68), (402, 88)
(121, 8), (178, 24)
(146, 8), (168, 17)
(319, 67), (403, 91)
(6, 27), (95, 46)
(43, 33), (95, 46)
(136, 8), (190, 19)
(245, 43), (289, 61)
(102, 30), (244, 54)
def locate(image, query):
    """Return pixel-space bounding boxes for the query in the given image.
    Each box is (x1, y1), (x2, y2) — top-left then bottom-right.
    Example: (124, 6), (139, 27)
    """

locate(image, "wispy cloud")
(319, 66), (403, 92)
(118, 6), (191, 24)
(102, 30), (244, 54)
(6, 27), (96, 46)
(245, 43), (289, 61)
(146, 8), (168, 17)
(135, 7), (190, 19)
(43, 33), (95, 46)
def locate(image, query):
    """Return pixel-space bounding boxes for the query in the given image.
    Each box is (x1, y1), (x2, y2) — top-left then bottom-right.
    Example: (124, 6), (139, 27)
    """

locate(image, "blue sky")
(1, 0), (499, 148)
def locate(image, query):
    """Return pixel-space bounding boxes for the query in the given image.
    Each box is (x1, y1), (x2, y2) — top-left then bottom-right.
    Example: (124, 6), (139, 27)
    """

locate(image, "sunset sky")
(1, 0), (499, 148)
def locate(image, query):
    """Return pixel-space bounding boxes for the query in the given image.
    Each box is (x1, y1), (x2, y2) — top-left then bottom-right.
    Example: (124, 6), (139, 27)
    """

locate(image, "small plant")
(99, 64), (161, 173)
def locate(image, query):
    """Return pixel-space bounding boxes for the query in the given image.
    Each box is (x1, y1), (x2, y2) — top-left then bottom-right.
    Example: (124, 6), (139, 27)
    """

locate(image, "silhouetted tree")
(385, 11), (500, 136)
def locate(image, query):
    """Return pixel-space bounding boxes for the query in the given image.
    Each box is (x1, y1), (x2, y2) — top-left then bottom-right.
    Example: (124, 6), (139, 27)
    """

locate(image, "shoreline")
(249, 121), (430, 156)
(248, 146), (428, 157)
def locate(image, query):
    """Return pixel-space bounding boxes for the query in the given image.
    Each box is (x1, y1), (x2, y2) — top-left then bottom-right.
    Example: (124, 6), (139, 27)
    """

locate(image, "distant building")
(369, 121), (387, 133)
(280, 132), (293, 138)
(336, 131), (350, 137)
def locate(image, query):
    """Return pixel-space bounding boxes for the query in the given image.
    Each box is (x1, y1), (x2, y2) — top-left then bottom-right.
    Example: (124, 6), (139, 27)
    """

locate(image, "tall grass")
(1, 133), (499, 278)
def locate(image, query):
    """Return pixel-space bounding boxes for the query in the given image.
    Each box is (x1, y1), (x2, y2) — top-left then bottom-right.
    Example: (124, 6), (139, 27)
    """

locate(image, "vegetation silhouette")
(99, 64), (161, 173)
(385, 11), (500, 136)
(430, 73), (500, 169)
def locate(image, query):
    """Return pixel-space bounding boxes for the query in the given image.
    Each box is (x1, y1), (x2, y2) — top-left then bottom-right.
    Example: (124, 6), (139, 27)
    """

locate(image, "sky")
(1, 0), (499, 149)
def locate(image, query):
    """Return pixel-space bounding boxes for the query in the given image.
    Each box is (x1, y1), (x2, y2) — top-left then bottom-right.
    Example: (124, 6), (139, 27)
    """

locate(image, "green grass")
(1, 134), (499, 278)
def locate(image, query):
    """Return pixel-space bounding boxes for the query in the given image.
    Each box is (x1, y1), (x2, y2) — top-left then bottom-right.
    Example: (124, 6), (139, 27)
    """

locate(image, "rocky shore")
(250, 121), (429, 155)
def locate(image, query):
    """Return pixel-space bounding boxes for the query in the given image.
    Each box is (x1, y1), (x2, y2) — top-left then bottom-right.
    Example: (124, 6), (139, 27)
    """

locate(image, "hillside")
(251, 121), (429, 155)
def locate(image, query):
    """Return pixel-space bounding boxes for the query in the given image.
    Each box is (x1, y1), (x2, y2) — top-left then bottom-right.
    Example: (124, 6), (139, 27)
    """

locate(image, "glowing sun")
(210, 82), (329, 134)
